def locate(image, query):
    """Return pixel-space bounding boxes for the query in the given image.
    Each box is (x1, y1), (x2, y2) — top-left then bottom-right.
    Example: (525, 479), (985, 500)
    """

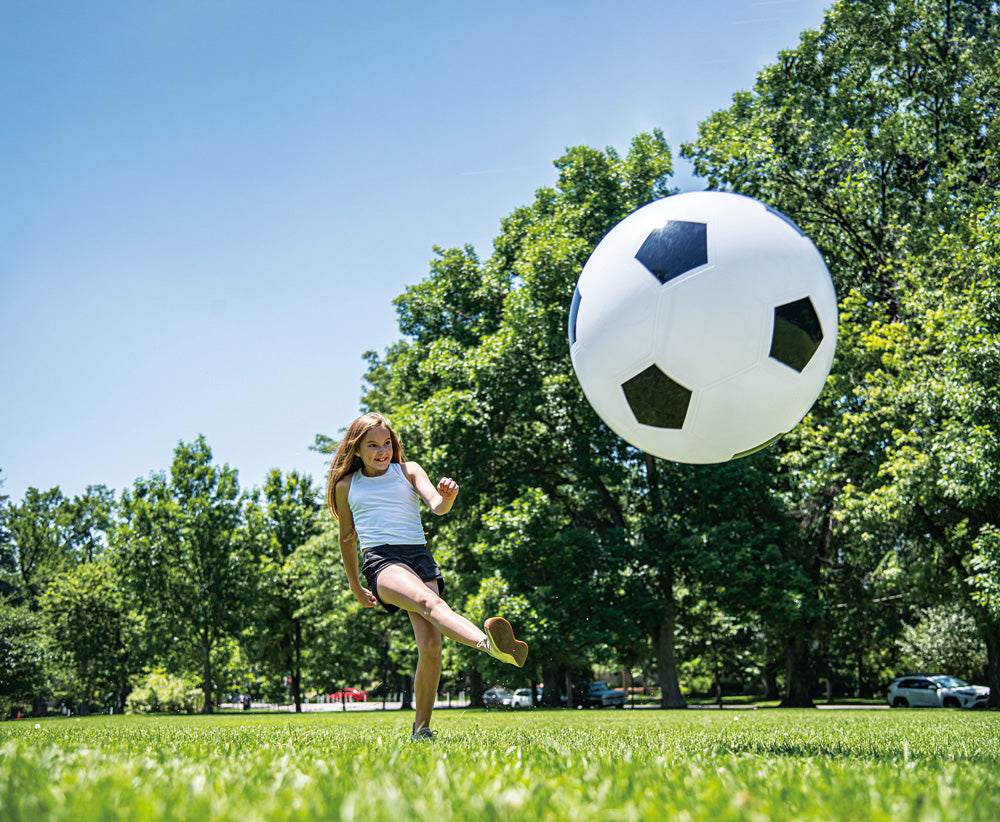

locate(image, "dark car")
(572, 681), (627, 708)
(482, 688), (513, 709)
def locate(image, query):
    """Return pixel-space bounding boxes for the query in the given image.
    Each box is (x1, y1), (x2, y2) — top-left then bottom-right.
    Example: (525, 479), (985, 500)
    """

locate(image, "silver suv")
(887, 675), (989, 709)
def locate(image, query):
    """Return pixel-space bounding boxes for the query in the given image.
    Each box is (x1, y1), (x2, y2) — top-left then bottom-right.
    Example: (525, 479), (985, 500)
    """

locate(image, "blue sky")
(0, 0), (831, 505)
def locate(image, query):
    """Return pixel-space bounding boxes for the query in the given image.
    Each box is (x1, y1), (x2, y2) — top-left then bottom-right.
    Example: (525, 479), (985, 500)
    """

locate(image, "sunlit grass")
(2, 708), (998, 820)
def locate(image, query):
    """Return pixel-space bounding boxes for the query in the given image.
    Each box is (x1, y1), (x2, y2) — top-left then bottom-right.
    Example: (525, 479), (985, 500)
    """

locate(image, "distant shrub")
(898, 604), (986, 683)
(126, 669), (200, 714)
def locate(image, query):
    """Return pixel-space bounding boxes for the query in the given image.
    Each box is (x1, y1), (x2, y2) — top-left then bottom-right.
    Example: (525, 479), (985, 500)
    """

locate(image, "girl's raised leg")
(376, 564), (487, 647)
(376, 564), (528, 667)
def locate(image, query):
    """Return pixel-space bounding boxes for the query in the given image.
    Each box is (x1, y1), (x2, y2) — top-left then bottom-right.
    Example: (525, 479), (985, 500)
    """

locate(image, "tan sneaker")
(479, 617), (528, 667)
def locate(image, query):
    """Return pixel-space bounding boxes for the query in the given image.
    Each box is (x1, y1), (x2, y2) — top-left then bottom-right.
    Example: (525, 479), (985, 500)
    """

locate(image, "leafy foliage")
(40, 559), (135, 712)
(124, 668), (200, 714)
(0, 603), (49, 716)
(114, 437), (252, 713)
(682, 0), (1000, 705)
(241, 470), (324, 711)
(898, 603), (987, 682)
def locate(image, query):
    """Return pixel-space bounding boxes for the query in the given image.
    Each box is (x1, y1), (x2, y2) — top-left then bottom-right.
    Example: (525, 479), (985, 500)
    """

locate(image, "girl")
(326, 412), (528, 740)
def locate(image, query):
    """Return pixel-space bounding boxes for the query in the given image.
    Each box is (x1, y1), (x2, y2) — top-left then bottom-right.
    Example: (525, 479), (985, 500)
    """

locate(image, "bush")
(897, 603), (986, 683)
(125, 669), (200, 714)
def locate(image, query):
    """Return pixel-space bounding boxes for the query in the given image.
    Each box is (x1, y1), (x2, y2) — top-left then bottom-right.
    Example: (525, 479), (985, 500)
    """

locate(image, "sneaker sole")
(484, 617), (528, 667)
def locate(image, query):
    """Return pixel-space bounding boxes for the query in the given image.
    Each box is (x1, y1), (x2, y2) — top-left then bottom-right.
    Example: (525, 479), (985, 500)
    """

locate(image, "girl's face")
(356, 425), (394, 476)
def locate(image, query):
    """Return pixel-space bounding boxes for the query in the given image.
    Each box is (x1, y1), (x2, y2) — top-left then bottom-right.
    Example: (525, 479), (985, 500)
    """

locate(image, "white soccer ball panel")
(655, 265), (770, 388)
(689, 365), (820, 456)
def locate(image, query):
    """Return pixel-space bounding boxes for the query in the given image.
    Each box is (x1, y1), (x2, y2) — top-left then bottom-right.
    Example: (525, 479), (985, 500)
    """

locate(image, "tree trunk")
(292, 618), (303, 713)
(643, 453), (686, 710)
(116, 679), (129, 714)
(565, 669), (575, 709)
(400, 673), (413, 710)
(202, 634), (213, 713)
(468, 667), (484, 708)
(654, 586), (687, 709)
(780, 636), (816, 708)
(762, 657), (780, 700)
(540, 664), (562, 707)
(984, 620), (1000, 710)
(81, 659), (93, 716)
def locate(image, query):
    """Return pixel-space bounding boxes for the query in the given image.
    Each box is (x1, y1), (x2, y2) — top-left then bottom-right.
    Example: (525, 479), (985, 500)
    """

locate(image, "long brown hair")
(325, 412), (407, 520)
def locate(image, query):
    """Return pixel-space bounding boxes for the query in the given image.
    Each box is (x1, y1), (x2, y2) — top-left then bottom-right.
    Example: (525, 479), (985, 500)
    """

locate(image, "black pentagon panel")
(635, 221), (708, 284)
(770, 297), (823, 372)
(568, 286), (582, 346)
(622, 365), (692, 429)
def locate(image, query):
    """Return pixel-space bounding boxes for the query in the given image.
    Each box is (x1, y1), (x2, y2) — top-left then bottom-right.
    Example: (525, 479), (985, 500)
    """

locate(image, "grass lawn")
(2, 707), (998, 821)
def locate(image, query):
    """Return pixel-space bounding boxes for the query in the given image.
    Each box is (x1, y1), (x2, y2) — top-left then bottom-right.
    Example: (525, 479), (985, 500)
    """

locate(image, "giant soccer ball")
(568, 191), (837, 463)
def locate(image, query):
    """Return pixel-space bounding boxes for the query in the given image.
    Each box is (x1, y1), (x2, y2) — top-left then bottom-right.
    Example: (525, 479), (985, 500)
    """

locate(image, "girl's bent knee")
(418, 636), (443, 658)
(419, 593), (447, 619)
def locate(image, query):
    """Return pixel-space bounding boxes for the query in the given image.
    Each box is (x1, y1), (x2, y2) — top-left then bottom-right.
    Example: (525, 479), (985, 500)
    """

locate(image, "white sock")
(477, 636), (516, 665)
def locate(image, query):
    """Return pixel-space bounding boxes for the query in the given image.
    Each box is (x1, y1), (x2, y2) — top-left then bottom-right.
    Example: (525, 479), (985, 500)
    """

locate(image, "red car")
(331, 688), (368, 703)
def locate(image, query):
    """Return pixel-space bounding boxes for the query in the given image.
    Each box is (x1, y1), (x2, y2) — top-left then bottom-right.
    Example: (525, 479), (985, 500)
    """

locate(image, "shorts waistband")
(362, 543), (426, 553)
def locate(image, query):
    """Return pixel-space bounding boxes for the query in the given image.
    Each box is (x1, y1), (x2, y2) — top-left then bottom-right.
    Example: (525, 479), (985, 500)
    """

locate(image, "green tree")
(1, 484), (116, 609)
(467, 488), (621, 705)
(40, 558), (135, 713)
(243, 469), (323, 712)
(682, 0), (1000, 705)
(970, 526), (1000, 622)
(683, 0), (998, 299)
(4, 487), (72, 610)
(835, 210), (1000, 703)
(0, 470), (13, 600)
(636, 455), (804, 707)
(0, 601), (49, 717)
(287, 524), (389, 698)
(114, 436), (251, 712)
(62, 485), (115, 563)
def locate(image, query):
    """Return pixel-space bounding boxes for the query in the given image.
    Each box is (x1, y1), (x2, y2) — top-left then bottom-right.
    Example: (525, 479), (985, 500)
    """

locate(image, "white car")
(887, 675), (990, 709)
(511, 688), (535, 709)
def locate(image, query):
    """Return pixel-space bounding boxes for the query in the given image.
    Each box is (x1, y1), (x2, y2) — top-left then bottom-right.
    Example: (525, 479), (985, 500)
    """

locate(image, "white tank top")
(347, 462), (426, 549)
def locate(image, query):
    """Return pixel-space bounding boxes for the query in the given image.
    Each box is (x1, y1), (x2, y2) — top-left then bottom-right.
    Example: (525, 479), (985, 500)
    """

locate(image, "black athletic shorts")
(360, 543), (445, 614)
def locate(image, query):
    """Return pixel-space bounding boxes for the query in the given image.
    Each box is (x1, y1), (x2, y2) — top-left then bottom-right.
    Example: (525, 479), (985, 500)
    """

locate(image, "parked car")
(482, 688), (513, 709)
(573, 681), (627, 708)
(887, 675), (989, 709)
(331, 688), (368, 703)
(511, 688), (535, 709)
